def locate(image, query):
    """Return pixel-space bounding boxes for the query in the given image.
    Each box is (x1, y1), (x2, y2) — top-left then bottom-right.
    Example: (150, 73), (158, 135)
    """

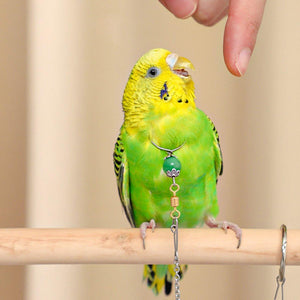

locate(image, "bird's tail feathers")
(143, 264), (188, 295)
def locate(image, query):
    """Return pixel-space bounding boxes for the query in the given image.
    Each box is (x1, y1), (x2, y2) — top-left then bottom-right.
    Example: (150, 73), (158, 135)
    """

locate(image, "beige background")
(1, 0), (300, 299)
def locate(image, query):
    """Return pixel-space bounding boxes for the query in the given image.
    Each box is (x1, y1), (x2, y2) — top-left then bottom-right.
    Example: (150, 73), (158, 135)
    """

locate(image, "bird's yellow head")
(122, 48), (195, 129)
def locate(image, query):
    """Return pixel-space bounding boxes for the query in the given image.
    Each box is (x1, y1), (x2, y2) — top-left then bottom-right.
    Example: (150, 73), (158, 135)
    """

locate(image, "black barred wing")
(113, 133), (135, 227)
(206, 115), (223, 178)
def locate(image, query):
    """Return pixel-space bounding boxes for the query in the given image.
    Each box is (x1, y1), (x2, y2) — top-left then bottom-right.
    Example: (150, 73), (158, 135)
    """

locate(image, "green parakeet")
(114, 48), (241, 295)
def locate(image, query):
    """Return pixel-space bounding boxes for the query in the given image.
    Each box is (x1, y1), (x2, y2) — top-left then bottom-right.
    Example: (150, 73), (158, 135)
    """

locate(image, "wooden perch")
(0, 228), (299, 265)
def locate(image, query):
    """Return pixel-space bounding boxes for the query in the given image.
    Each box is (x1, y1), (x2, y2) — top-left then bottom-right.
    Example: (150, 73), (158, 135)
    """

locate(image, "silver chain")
(274, 276), (285, 300)
(273, 224), (287, 300)
(152, 141), (183, 299)
(171, 217), (181, 300)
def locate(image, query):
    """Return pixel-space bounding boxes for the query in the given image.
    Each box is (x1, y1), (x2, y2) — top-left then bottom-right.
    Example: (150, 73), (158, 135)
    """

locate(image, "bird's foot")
(205, 216), (242, 248)
(140, 219), (156, 249)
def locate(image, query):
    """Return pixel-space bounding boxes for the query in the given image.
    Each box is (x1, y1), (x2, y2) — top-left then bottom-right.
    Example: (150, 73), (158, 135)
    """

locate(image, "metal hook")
(274, 224), (287, 300)
(279, 224), (287, 282)
(151, 140), (185, 157)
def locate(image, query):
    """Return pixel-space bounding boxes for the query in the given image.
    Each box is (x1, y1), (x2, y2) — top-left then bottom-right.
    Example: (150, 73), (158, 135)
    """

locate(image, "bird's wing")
(113, 133), (135, 227)
(206, 115), (223, 178)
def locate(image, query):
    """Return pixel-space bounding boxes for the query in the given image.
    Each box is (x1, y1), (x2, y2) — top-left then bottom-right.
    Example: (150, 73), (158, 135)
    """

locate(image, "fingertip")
(223, 0), (266, 76)
(223, 17), (255, 77)
(224, 43), (252, 77)
(236, 48), (252, 76)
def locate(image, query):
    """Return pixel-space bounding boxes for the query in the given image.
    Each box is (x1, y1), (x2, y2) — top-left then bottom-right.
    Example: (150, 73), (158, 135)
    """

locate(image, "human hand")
(159, 0), (267, 76)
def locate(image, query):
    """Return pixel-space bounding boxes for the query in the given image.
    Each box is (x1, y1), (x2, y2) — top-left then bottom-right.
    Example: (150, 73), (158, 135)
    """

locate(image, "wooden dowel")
(0, 228), (299, 265)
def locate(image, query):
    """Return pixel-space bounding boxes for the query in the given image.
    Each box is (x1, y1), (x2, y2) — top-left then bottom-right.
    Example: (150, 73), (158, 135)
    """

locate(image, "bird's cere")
(166, 53), (195, 79)
(166, 53), (179, 69)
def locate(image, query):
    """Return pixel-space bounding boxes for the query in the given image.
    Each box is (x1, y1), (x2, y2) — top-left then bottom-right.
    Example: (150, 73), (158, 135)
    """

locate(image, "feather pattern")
(114, 134), (135, 227)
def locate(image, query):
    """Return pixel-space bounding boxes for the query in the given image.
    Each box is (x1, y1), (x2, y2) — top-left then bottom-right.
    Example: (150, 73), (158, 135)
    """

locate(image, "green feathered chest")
(122, 108), (220, 228)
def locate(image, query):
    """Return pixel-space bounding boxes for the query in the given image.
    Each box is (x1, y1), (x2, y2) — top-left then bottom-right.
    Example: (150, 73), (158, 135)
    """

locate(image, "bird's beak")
(166, 53), (195, 79)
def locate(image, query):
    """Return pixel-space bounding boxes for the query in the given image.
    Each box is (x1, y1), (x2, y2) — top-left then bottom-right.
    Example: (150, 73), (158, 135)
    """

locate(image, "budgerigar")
(114, 48), (241, 295)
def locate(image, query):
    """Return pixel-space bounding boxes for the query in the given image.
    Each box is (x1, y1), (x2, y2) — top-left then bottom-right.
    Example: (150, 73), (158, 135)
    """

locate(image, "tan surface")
(0, 228), (298, 266)
(0, 1), (27, 299)
(0, 0), (299, 299)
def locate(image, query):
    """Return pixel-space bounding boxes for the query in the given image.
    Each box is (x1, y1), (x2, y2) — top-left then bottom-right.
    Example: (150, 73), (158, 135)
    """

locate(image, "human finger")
(223, 0), (267, 76)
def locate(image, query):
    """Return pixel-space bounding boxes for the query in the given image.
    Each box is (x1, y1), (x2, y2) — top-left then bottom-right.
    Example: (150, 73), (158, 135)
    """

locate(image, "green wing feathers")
(113, 134), (135, 227)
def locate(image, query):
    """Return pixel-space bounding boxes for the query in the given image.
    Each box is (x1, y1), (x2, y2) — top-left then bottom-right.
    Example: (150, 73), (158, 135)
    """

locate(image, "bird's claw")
(236, 235), (242, 249)
(140, 219), (156, 249)
(205, 216), (242, 249)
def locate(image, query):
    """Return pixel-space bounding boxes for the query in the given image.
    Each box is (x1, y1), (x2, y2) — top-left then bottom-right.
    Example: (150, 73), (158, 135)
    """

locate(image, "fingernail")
(236, 48), (252, 76)
(168, 0), (197, 19)
(160, 0), (197, 19)
(182, 1), (197, 18)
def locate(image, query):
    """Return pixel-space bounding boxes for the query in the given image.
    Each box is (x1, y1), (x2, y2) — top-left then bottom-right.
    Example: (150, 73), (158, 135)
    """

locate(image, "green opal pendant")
(163, 156), (181, 178)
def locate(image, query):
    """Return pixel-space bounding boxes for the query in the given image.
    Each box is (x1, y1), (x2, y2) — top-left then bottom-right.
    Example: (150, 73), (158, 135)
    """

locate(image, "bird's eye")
(146, 67), (160, 78)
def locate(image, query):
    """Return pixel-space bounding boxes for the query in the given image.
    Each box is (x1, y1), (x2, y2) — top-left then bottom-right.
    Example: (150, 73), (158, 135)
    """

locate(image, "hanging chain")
(151, 141), (183, 299)
(170, 180), (181, 300)
(170, 183), (180, 219)
(274, 276), (285, 300)
(273, 224), (287, 300)
(166, 153), (182, 299)
(171, 217), (181, 300)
